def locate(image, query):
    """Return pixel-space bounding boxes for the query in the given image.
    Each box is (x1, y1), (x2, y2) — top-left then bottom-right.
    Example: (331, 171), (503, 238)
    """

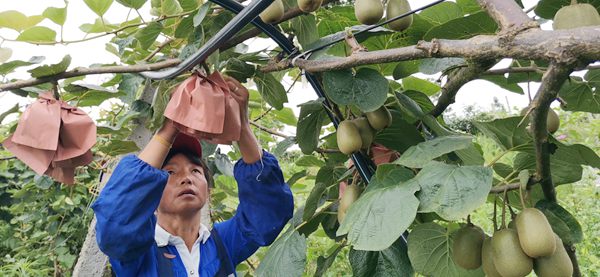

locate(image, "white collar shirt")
(155, 223), (211, 277)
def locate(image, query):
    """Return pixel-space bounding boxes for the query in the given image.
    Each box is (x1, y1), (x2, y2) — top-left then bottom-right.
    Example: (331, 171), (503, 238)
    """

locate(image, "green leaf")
(16, 26), (56, 43)
(394, 136), (474, 168)
(98, 140), (140, 155)
(0, 47), (13, 63)
(291, 14), (319, 49)
(297, 99), (327, 154)
(0, 56), (46, 75)
(162, 0), (183, 16)
(116, 0), (147, 9)
(419, 58), (466, 75)
(535, 200), (583, 245)
(392, 60), (420, 80)
(558, 79), (600, 113)
(349, 237), (414, 277)
(286, 169), (306, 187)
(43, 7), (67, 26)
(80, 18), (118, 33)
(424, 11), (498, 40)
(273, 136), (296, 158)
(314, 245), (344, 277)
(64, 84), (125, 106)
(83, 0), (114, 16)
(296, 155), (325, 167)
(34, 175), (54, 189)
(585, 68), (600, 89)
(272, 107), (297, 126)
(147, 81), (173, 131)
(256, 229), (306, 277)
(416, 162), (493, 220)
(472, 116), (531, 150)
(492, 162), (513, 178)
(535, 0), (600, 19)
(366, 164), (414, 193)
(402, 76), (440, 96)
(303, 181), (327, 221)
(513, 152), (583, 185)
(254, 72), (288, 110)
(118, 73), (145, 105)
(179, 0), (199, 11)
(0, 104), (19, 124)
(323, 68), (389, 112)
(135, 22), (163, 49)
(223, 58), (255, 83)
(480, 75), (524, 94)
(193, 2), (211, 27)
(418, 1), (464, 25)
(174, 15), (194, 39)
(456, 0), (482, 14)
(0, 11), (43, 31)
(28, 55), (71, 78)
(408, 222), (485, 277)
(337, 170), (420, 251)
(374, 110), (424, 153)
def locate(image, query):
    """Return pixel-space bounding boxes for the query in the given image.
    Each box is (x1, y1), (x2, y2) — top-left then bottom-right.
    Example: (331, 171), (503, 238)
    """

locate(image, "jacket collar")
(155, 223), (211, 247)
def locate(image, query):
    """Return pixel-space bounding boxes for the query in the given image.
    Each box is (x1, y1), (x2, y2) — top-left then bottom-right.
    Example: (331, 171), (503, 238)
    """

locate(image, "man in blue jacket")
(92, 77), (294, 276)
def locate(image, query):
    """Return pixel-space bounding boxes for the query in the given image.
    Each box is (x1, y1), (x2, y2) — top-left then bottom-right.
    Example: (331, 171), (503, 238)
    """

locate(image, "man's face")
(158, 153), (208, 216)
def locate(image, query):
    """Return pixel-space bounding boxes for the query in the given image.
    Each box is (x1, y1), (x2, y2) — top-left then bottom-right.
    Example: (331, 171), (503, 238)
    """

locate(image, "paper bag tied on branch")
(165, 71), (241, 145)
(3, 92), (96, 184)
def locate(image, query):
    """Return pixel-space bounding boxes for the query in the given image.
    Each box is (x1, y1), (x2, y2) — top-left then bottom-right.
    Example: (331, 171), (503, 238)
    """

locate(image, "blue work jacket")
(91, 151), (294, 276)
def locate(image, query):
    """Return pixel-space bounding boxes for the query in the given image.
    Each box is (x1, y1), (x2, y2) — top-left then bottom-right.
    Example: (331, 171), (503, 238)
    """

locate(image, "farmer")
(91, 77), (294, 276)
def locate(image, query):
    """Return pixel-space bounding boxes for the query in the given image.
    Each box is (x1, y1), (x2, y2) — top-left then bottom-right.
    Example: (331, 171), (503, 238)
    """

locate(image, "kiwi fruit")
(337, 120), (363, 155)
(260, 0), (284, 24)
(534, 235), (574, 277)
(385, 0), (413, 32)
(298, 0), (322, 12)
(520, 107), (560, 134)
(452, 224), (485, 270)
(492, 228), (533, 277)
(351, 118), (375, 149)
(337, 184), (361, 224)
(553, 3), (600, 30)
(354, 0), (384, 25)
(481, 237), (503, 277)
(365, 106), (392, 130)
(515, 208), (556, 258)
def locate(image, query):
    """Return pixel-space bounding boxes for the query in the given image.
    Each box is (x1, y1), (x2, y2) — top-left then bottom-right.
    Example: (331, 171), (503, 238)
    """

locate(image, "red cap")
(171, 133), (203, 158)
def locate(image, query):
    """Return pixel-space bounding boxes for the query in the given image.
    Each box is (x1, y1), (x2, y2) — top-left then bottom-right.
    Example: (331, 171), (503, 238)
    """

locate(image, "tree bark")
(476, 0), (536, 30)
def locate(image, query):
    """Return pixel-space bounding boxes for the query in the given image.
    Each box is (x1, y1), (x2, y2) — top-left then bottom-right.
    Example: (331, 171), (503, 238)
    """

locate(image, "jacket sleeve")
(214, 150), (294, 265)
(91, 154), (169, 262)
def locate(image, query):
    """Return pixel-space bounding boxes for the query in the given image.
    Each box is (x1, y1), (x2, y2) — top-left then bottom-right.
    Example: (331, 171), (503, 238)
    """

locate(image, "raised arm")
(225, 76), (262, 164)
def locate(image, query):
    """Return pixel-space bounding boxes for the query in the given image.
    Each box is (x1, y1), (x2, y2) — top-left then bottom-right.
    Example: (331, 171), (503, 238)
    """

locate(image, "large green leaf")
(513, 152), (583, 185)
(16, 26), (57, 43)
(408, 223), (484, 277)
(314, 244), (344, 277)
(135, 22), (163, 49)
(0, 47), (12, 63)
(337, 167), (420, 251)
(79, 18), (118, 33)
(349, 237), (414, 277)
(42, 7), (67, 26)
(473, 116), (531, 150)
(254, 72), (288, 110)
(456, 0), (482, 14)
(558, 78), (599, 113)
(535, 200), (583, 245)
(147, 80), (174, 131)
(480, 75), (524, 94)
(291, 14), (319, 49)
(0, 11), (43, 31)
(256, 229), (307, 277)
(83, 0), (114, 17)
(64, 84), (125, 107)
(374, 110), (424, 153)
(223, 58), (255, 83)
(366, 164), (414, 193)
(162, 0), (183, 16)
(116, 0), (146, 9)
(302, 180), (327, 221)
(392, 60), (420, 80)
(28, 55), (71, 78)
(322, 68), (389, 112)
(98, 140), (140, 155)
(193, 2), (211, 27)
(416, 162), (493, 220)
(418, 1), (464, 25)
(424, 11), (498, 40)
(297, 99), (327, 154)
(419, 58), (466, 75)
(394, 136), (474, 168)
(0, 56), (45, 75)
(402, 76), (440, 96)
(535, 0), (600, 19)
(272, 107), (297, 126)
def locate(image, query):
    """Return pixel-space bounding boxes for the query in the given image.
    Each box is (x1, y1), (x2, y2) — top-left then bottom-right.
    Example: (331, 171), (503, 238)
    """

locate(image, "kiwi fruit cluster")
(452, 208), (573, 277)
(354, 0), (413, 31)
(553, 2), (600, 30)
(336, 106), (392, 155)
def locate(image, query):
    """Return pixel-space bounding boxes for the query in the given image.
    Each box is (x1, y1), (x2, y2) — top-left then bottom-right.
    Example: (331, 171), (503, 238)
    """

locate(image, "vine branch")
(476, 0), (537, 31)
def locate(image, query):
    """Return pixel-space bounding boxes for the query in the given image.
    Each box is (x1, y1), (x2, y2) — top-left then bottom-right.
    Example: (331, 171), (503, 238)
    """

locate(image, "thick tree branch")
(260, 26), (600, 73)
(476, 0), (537, 31)
(429, 60), (495, 117)
(530, 62), (574, 202)
(220, 0), (338, 51)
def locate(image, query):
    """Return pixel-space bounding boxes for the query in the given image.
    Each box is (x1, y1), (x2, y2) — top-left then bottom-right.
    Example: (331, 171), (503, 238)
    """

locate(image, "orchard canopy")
(0, 0), (599, 276)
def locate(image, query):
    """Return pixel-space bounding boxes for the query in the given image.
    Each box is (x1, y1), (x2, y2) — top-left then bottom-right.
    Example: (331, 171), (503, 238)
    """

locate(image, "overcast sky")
(0, 0), (543, 128)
